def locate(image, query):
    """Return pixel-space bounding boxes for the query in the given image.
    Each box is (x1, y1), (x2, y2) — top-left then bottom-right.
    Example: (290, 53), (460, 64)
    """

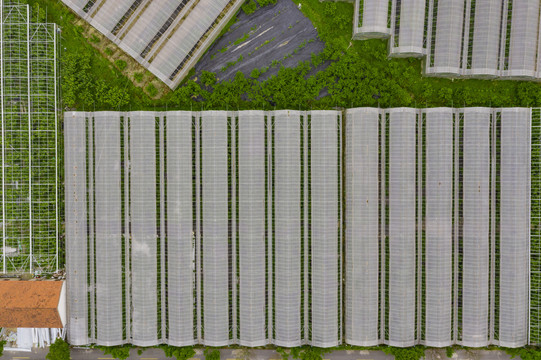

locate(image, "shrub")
(104, 47), (113, 56)
(382, 346), (425, 360)
(242, 0), (257, 15)
(133, 72), (143, 82)
(257, 0), (277, 6)
(97, 345), (132, 360)
(157, 345), (196, 360)
(146, 83), (158, 97)
(446, 347), (454, 358)
(46, 338), (70, 360)
(506, 347), (541, 360)
(115, 59), (127, 71)
(204, 347), (221, 360)
(89, 34), (100, 43)
(323, 2), (336, 17)
(201, 70), (217, 86)
(0, 340), (5, 358)
(250, 68), (261, 79)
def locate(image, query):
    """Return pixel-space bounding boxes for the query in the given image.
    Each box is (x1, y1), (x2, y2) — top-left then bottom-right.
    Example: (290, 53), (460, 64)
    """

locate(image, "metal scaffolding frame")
(1, 0), (59, 275)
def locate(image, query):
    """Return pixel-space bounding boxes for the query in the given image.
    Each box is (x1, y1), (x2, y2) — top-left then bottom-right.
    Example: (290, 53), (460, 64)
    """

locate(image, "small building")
(0, 280), (66, 350)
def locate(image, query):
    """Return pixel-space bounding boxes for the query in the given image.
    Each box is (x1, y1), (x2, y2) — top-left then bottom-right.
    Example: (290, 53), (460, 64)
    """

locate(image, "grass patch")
(146, 83), (158, 97)
(115, 59), (127, 71)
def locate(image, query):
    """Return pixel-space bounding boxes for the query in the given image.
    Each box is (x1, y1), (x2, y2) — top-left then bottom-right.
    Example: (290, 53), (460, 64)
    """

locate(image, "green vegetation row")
(42, 342), (541, 360)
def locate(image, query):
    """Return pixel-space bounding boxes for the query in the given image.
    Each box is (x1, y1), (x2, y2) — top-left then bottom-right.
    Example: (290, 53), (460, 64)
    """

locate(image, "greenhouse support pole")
(159, 113), (166, 341)
(453, 110), (459, 343)
(231, 112), (237, 343)
(460, 0), (472, 73)
(380, 110), (386, 343)
(88, 114), (96, 342)
(1, 0), (6, 274)
(124, 114), (131, 342)
(266, 111), (273, 342)
(303, 112), (310, 344)
(490, 110), (496, 344)
(417, 111), (423, 343)
(27, 5), (32, 274)
(195, 114), (202, 343)
(54, 24), (59, 272)
(528, 108), (532, 345)
(339, 112), (344, 343)
(526, 108), (533, 345)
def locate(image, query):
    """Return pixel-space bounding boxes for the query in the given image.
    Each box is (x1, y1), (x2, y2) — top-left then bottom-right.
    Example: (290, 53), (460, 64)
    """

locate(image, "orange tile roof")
(0, 280), (64, 328)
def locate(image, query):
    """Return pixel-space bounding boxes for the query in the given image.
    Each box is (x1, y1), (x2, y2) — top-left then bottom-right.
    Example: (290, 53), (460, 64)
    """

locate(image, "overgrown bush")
(97, 345), (132, 360)
(0, 339), (5, 358)
(133, 72), (143, 82)
(382, 346), (425, 360)
(446, 347), (454, 358)
(115, 59), (127, 71)
(46, 338), (70, 360)
(146, 83), (159, 97)
(250, 68), (261, 79)
(157, 345), (195, 360)
(277, 346), (331, 360)
(506, 347), (541, 360)
(204, 347), (221, 360)
(257, 0), (277, 6)
(104, 47), (113, 56)
(242, 0), (257, 14)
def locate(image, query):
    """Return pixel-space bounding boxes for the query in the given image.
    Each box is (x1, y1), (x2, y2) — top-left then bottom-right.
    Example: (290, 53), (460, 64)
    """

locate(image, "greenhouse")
(65, 110), (343, 347)
(65, 108), (538, 347)
(0, 0), (60, 275)
(60, 0), (244, 89)
(353, 0), (541, 80)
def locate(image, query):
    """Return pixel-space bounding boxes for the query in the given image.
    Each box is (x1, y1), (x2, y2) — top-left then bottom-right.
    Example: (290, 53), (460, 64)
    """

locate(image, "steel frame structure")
(0, 0), (59, 275)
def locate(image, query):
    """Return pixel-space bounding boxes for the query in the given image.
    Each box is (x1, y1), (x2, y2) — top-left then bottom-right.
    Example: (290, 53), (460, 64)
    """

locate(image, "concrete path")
(1, 347), (515, 360)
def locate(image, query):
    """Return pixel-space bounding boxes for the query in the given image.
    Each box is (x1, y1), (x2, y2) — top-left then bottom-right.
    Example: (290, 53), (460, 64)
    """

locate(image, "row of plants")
(45, 343), (541, 360)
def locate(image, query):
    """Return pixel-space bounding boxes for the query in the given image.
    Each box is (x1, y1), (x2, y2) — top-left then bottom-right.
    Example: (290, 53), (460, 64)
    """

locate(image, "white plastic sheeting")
(461, 107), (490, 347)
(470, 0), (502, 77)
(94, 112), (124, 346)
(65, 109), (534, 348)
(388, 108), (417, 347)
(428, 0), (465, 76)
(507, 0), (540, 78)
(65, 112), (88, 346)
(499, 108), (530, 347)
(310, 111), (341, 347)
(61, 0), (244, 88)
(345, 108), (379, 346)
(201, 111), (230, 346)
(238, 111), (267, 346)
(130, 112), (158, 346)
(390, 0), (427, 56)
(273, 110), (302, 347)
(354, 0), (391, 39)
(424, 108), (453, 347)
(166, 111), (195, 346)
